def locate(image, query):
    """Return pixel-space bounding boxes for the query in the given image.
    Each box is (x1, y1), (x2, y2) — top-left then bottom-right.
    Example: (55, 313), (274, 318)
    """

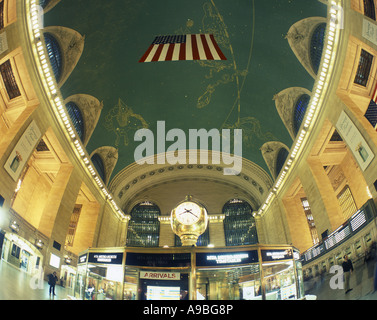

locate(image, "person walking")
(342, 255), (354, 294)
(48, 271), (58, 296)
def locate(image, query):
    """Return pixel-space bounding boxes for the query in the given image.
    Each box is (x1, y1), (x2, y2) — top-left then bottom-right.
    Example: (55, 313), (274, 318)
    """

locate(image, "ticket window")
(355, 239), (363, 257)
(321, 260), (327, 273)
(364, 233), (372, 248)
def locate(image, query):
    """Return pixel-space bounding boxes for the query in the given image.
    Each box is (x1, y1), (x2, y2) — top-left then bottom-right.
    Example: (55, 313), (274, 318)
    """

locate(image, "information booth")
(73, 245), (304, 300)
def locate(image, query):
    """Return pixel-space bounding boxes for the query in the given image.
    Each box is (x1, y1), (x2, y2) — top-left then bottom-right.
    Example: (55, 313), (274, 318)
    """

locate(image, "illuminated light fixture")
(36, 239), (44, 249)
(15, 179), (22, 193)
(10, 221), (19, 233)
(259, 1), (342, 216)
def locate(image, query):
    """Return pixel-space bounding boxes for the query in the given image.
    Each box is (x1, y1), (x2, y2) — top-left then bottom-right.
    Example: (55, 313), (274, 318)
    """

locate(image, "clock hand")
(187, 210), (199, 218)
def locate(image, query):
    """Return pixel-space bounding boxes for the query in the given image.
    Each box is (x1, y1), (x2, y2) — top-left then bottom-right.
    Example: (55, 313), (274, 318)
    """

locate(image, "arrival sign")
(140, 271), (180, 280)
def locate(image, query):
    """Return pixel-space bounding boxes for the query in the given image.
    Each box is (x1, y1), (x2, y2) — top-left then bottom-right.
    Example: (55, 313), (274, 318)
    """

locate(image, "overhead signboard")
(78, 253), (87, 264)
(196, 250), (258, 267)
(261, 249), (293, 262)
(140, 271), (180, 281)
(126, 252), (191, 268)
(88, 252), (123, 265)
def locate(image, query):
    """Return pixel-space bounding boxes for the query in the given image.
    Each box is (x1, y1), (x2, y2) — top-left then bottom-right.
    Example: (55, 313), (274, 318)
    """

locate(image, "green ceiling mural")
(44, 0), (327, 180)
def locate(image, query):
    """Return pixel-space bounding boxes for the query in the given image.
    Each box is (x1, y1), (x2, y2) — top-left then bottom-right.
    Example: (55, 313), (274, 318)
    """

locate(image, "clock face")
(175, 201), (202, 225)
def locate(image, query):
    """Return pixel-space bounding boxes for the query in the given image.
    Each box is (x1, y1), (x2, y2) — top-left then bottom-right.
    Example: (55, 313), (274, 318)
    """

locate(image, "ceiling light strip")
(26, 0), (126, 220)
(258, 0), (342, 217)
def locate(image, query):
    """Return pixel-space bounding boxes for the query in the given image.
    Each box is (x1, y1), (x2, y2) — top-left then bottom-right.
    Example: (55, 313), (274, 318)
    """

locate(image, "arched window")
(44, 33), (62, 82)
(276, 148), (289, 177)
(66, 102), (84, 141)
(309, 23), (326, 75)
(39, 0), (50, 9)
(126, 201), (160, 247)
(293, 94), (310, 135)
(91, 153), (105, 182)
(174, 228), (210, 247)
(223, 199), (257, 246)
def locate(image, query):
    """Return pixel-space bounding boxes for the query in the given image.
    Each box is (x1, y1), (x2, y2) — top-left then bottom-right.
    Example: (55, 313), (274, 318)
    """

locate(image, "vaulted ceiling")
(44, 0), (327, 182)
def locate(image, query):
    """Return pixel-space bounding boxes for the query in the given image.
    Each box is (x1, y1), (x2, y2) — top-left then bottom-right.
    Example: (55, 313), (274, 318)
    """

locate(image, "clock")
(175, 201), (202, 225)
(171, 196), (208, 246)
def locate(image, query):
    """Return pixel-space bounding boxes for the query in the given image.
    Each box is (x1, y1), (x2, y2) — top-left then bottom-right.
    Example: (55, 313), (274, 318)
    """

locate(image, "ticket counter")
(73, 245), (304, 300)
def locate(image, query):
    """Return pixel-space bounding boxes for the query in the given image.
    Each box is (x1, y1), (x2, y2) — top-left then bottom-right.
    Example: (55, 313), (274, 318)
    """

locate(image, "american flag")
(138, 34), (227, 63)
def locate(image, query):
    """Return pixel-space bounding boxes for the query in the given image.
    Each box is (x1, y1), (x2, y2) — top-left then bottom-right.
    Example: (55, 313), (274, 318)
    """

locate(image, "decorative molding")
(108, 150), (273, 214)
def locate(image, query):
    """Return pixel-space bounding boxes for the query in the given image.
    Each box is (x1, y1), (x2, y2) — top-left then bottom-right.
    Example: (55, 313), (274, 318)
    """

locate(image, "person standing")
(48, 271), (58, 296)
(342, 255), (354, 294)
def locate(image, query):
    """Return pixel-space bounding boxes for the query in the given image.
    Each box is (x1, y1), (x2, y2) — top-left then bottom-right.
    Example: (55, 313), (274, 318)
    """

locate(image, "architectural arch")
(42, 26), (85, 88)
(126, 201), (160, 247)
(90, 146), (118, 186)
(274, 87), (312, 139)
(261, 142), (290, 180)
(222, 198), (257, 246)
(286, 17), (327, 78)
(63, 94), (103, 146)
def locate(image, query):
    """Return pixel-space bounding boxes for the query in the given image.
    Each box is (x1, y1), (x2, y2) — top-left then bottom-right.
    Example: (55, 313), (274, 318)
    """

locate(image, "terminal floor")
(1, 258), (377, 300)
(304, 257), (377, 300)
(0, 260), (72, 300)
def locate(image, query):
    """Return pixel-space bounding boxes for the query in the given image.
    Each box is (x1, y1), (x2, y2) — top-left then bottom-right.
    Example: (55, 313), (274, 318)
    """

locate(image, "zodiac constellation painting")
(104, 98), (149, 147)
(177, 0), (277, 147)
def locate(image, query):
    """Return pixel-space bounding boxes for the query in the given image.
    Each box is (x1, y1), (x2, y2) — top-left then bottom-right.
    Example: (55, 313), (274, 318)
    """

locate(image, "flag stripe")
(205, 34), (220, 60)
(158, 43), (170, 61)
(200, 34), (214, 60)
(151, 44), (164, 62)
(186, 35), (193, 60)
(144, 45), (159, 63)
(138, 44), (155, 63)
(179, 42), (186, 60)
(196, 34), (206, 60)
(209, 34), (227, 60)
(165, 43), (175, 61)
(172, 43), (181, 61)
(191, 34), (200, 60)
